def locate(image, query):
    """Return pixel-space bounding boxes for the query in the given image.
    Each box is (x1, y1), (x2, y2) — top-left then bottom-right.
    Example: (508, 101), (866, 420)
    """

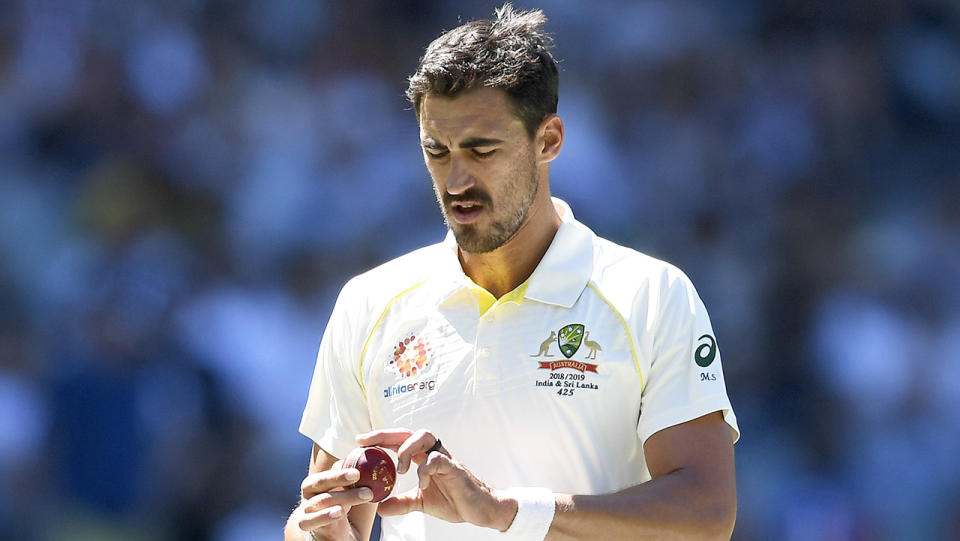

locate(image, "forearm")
(543, 467), (736, 541)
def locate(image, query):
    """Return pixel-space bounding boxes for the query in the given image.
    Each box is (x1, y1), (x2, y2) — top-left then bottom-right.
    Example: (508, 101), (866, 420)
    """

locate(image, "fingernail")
(346, 469), (360, 481)
(358, 487), (373, 500)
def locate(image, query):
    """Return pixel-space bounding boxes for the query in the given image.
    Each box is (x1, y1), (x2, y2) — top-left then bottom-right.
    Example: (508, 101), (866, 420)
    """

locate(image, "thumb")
(376, 488), (422, 517)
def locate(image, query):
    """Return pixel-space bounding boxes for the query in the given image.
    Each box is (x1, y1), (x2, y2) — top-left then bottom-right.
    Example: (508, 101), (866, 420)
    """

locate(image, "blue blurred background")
(1, 0), (959, 539)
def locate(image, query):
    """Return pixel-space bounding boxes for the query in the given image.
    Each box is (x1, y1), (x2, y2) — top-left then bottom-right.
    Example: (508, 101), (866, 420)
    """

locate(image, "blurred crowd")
(1, 1), (958, 539)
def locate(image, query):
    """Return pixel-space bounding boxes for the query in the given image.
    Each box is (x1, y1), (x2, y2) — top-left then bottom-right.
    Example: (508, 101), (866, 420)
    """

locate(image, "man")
(285, 4), (739, 540)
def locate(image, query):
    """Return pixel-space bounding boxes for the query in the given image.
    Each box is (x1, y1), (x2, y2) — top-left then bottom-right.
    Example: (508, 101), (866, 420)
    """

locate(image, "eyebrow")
(421, 136), (503, 149)
(459, 137), (502, 148)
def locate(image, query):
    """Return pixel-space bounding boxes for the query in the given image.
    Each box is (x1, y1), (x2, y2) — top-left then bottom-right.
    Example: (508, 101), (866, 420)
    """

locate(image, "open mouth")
(451, 202), (484, 224)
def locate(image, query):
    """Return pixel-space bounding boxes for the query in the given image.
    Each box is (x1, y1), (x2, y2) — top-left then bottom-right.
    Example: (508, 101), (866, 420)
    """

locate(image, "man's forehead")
(419, 88), (523, 140)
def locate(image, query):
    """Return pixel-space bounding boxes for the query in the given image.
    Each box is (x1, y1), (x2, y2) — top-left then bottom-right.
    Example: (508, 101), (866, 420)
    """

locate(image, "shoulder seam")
(585, 281), (645, 389)
(356, 279), (429, 393)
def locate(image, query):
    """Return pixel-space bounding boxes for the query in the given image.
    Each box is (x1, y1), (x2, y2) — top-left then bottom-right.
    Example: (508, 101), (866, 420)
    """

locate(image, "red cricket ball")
(341, 446), (397, 503)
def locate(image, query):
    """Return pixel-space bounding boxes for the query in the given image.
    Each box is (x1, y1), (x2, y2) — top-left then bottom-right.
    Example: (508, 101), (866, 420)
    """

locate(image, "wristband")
(498, 487), (556, 541)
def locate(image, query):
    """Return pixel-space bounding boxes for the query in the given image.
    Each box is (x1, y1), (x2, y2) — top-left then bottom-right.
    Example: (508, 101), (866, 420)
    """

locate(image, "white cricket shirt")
(300, 200), (739, 541)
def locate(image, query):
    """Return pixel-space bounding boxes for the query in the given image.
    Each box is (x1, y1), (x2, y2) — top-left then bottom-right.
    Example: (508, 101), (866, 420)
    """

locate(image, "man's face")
(419, 87), (539, 254)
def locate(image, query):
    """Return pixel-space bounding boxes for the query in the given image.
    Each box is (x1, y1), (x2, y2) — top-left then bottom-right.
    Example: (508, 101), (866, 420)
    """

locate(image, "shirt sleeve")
(299, 278), (373, 460)
(636, 266), (739, 445)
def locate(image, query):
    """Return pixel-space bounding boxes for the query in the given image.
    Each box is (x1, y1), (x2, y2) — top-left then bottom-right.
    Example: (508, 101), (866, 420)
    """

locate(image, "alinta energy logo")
(390, 333), (431, 377)
(383, 333), (436, 398)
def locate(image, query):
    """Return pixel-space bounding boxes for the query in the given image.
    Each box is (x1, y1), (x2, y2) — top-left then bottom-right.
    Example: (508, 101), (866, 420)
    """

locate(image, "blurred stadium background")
(1, 0), (959, 539)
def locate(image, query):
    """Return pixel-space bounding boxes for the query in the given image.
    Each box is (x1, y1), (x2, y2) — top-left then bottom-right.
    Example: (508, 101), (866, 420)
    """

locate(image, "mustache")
(443, 188), (493, 207)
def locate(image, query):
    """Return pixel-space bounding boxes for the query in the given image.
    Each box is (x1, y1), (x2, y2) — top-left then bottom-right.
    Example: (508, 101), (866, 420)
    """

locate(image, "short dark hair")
(406, 3), (559, 138)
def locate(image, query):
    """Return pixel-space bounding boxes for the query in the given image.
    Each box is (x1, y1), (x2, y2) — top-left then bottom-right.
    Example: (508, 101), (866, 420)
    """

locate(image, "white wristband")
(499, 487), (556, 541)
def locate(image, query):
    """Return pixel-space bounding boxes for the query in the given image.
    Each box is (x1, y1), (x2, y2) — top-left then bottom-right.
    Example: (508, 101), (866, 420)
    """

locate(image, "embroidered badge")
(532, 324), (604, 398)
(558, 324), (585, 358)
(531, 324), (601, 373)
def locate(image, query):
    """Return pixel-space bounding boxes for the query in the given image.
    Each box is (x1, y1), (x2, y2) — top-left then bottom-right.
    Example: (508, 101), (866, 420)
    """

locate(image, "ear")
(536, 114), (564, 164)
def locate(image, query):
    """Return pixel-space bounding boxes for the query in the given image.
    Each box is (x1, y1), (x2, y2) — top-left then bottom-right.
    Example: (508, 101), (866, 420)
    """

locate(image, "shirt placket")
(473, 308), (500, 392)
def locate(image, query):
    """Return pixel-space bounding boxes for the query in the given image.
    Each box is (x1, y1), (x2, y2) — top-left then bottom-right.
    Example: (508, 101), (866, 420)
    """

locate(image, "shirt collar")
(523, 205), (594, 308)
(436, 198), (594, 309)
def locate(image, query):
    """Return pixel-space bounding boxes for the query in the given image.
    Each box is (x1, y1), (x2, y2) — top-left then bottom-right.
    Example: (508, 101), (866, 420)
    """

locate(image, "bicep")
(308, 443), (379, 540)
(643, 411), (736, 491)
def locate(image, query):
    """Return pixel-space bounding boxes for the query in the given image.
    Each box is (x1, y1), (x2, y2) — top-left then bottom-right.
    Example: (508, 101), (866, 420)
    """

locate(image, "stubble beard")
(435, 159), (539, 254)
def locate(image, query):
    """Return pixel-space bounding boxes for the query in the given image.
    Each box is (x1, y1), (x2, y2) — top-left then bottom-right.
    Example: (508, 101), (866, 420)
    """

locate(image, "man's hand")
(356, 429), (518, 532)
(293, 461), (374, 540)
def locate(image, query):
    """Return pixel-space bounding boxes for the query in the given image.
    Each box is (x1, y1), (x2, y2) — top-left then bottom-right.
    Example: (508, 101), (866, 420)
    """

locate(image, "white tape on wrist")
(499, 487), (556, 541)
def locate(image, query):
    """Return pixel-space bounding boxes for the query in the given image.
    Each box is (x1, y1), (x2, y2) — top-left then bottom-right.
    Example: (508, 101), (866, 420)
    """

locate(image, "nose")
(445, 158), (474, 196)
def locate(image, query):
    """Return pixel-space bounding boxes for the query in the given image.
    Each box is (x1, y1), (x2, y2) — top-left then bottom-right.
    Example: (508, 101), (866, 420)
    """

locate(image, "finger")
(304, 486), (375, 513)
(355, 428), (414, 450)
(298, 504), (344, 531)
(395, 429), (440, 475)
(417, 450), (455, 490)
(301, 468), (360, 499)
(376, 488), (423, 517)
(407, 439), (448, 473)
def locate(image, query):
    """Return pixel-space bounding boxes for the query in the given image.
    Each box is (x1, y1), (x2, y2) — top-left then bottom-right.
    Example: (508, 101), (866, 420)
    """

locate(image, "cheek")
(426, 167), (447, 198)
(499, 156), (532, 190)
(423, 161), (442, 184)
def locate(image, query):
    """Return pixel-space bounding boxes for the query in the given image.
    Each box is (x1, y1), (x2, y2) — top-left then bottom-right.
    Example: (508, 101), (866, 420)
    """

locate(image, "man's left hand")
(355, 428), (517, 531)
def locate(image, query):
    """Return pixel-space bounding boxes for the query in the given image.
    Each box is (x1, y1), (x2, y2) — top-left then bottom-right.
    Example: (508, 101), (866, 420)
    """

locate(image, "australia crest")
(558, 324), (585, 358)
(531, 323), (600, 373)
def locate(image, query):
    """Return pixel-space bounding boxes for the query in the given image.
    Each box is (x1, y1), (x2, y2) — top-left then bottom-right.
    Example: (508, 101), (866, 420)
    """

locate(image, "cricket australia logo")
(531, 323), (600, 373)
(558, 324), (584, 358)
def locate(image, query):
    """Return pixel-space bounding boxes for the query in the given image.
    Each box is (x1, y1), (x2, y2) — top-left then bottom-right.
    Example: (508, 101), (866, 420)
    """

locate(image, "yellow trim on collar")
(466, 278), (530, 317)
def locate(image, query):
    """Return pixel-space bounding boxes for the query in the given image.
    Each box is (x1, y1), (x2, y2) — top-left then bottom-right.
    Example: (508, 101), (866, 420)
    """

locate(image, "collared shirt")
(300, 200), (738, 541)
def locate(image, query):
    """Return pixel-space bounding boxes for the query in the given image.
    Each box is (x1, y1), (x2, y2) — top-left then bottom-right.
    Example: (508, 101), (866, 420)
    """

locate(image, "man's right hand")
(293, 462), (375, 540)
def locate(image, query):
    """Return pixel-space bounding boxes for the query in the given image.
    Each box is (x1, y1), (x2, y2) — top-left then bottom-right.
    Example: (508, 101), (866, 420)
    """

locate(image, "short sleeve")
(636, 267), (739, 445)
(299, 279), (373, 459)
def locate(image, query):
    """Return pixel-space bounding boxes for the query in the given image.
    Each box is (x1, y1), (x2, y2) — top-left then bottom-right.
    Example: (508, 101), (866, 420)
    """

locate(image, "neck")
(458, 178), (561, 299)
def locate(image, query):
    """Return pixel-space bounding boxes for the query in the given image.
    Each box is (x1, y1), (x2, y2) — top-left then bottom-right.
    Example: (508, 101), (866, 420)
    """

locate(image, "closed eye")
(472, 148), (496, 158)
(424, 147), (449, 159)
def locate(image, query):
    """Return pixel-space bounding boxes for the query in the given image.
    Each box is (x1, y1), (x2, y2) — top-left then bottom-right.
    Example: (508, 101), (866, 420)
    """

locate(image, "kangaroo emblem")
(531, 331), (556, 357)
(583, 331), (602, 360)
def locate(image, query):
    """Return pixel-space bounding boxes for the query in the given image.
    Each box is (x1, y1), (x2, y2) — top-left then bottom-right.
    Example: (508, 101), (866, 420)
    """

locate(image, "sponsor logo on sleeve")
(696, 334), (718, 382)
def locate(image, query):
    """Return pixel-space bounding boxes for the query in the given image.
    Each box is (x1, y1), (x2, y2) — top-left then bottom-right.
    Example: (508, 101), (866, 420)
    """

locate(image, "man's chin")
(451, 226), (504, 255)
